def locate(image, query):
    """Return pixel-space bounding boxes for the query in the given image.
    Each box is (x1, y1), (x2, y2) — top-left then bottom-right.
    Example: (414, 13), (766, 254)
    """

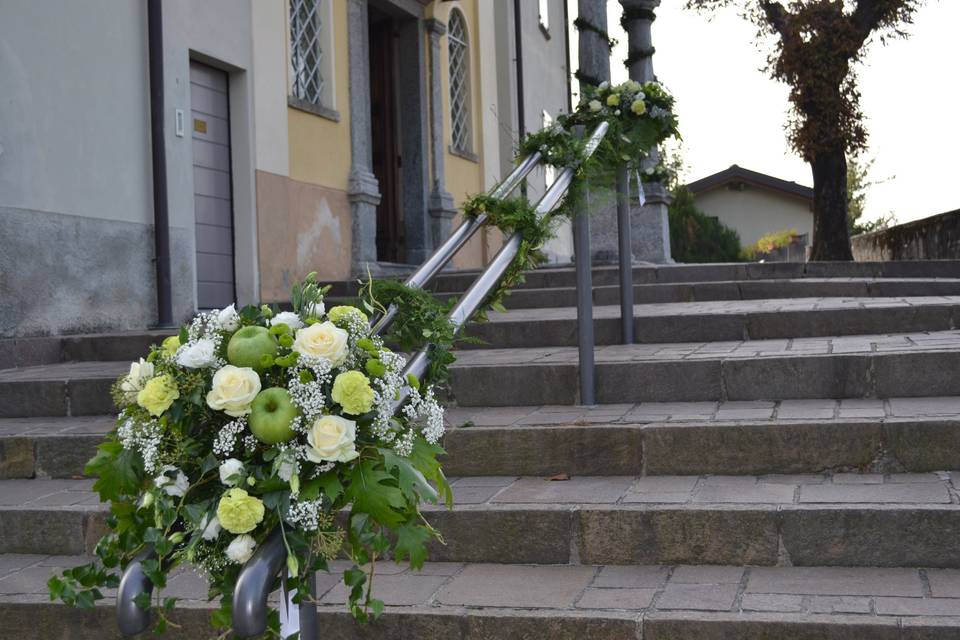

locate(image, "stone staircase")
(4, 261), (960, 638)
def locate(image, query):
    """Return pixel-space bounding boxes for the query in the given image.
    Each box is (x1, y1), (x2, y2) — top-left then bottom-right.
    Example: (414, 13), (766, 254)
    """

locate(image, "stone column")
(576, 0), (620, 264)
(621, 0), (672, 262)
(346, 0), (381, 276)
(425, 18), (457, 249)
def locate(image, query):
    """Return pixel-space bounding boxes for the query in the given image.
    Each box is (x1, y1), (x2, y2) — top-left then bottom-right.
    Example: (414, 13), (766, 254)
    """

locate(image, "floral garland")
(461, 79), (680, 314)
(49, 273), (451, 634)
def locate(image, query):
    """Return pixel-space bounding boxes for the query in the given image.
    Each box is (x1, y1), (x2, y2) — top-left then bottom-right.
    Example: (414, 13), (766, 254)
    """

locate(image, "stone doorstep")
(6, 556), (960, 633)
(6, 475), (960, 565)
(6, 408), (960, 480)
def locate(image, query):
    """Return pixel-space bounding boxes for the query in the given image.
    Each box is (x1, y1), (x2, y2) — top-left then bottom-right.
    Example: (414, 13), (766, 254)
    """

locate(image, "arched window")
(447, 9), (472, 154)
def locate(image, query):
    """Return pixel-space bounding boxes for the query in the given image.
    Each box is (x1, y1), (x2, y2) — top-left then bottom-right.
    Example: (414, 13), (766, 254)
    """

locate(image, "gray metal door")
(190, 61), (235, 309)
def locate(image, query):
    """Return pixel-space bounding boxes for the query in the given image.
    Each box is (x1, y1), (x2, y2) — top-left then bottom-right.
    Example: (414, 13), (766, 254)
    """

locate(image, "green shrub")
(668, 186), (742, 263)
(740, 228), (799, 261)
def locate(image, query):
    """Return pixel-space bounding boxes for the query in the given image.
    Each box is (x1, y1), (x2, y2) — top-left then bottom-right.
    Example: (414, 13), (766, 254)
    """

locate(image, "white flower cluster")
(118, 417), (163, 474)
(286, 498), (324, 531)
(176, 337), (224, 370)
(287, 361), (333, 420)
(401, 385), (446, 445)
(649, 105), (671, 120)
(213, 418), (247, 457)
(370, 350), (407, 439)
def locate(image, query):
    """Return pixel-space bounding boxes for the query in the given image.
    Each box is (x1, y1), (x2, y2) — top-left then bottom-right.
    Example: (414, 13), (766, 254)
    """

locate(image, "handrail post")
(116, 547), (154, 636)
(616, 166), (635, 343)
(573, 186), (596, 406)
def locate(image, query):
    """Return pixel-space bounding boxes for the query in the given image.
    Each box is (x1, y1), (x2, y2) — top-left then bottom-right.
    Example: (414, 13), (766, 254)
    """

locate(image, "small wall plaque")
(193, 118), (207, 134)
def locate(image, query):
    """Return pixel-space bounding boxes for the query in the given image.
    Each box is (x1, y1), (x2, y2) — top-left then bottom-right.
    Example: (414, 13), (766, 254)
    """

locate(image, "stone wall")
(851, 209), (960, 261)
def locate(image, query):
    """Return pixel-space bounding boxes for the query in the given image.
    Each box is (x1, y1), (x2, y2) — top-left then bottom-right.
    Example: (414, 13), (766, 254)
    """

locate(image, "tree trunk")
(809, 147), (854, 261)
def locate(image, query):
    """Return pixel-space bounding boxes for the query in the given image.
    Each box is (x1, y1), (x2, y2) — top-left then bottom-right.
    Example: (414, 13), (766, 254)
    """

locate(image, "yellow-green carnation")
(136, 374), (179, 417)
(331, 370), (375, 415)
(327, 305), (368, 325)
(216, 488), (265, 534)
(606, 94), (620, 107)
(630, 99), (647, 116)
(161, 335), (181, 357)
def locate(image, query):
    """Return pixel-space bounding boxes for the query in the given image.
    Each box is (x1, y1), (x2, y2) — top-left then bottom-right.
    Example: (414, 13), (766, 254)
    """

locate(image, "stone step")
(449, 330), (960, 406)
(8, 398), (960, 480)
(0, 361), (127, 417)
(425, 261), (960, 294)
(5, 474), (960, 567)
(7, 557), (960, 639)
(485, 278), (960, 310)
(462, 297), (960, 349)
(0, 330), (170, 370)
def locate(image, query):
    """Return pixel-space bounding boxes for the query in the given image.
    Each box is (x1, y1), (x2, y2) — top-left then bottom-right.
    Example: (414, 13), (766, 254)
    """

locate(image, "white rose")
(598, 81), (609, 90)
(625, 80), (641, 93)
(305, 415), (359, 464)
(276, 452), (298, 482)
(305, 300), (325, 318)
(219, 458), (245, 486)
(270, 311), (303, 330)
(154, 465), (189, 497)
(176, 338), (217, 369)
(200, 514), (221, 541)
(588, 99), (602, 112)
(206, 365), (262, 417)
(226, 534), (257, 564)
(292, 321), (348, 366)
(120, 358), (154, 402)
(217, 304), (240, 332)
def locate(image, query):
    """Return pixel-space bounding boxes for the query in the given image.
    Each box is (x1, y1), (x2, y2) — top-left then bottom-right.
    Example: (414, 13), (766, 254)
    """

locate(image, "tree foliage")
(847, 155), (896, 234)
(686, 0), (920, 162)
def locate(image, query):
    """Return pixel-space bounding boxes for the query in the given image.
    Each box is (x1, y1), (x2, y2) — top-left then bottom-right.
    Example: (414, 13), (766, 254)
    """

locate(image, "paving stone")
(693, 481), (796, 504)
(747, 566), (923, 596)
(592, 565), (670, 588)
(320, 573), (447, 606)
(875, 597), (960, 616)
(741, 593), (804, 613)
(576, 587), (656, 609)
(798, 483), (951, 504)
(656, 583), (738, 611)
(490, 476), (634, 504)
(807, 596), (873, 614)
(670, 566), (744, 584)
(436, 564), (595, 608)
(927, 570), (960, 598)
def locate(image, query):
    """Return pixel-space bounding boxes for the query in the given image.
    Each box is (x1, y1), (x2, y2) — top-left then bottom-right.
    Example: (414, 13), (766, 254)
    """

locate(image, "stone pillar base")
(631, 182), (672, 263)
(428, 189), (458, 251)
(348, 169), (381, 277)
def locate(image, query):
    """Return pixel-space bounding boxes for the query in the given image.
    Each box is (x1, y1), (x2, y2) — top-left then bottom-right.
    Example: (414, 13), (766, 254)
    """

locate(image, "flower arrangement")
(49, 273), (450, 634)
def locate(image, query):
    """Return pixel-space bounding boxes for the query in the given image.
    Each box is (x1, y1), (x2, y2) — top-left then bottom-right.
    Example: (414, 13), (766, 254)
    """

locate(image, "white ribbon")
(279, 586), (300, 638)
(635, 169), (646, 207)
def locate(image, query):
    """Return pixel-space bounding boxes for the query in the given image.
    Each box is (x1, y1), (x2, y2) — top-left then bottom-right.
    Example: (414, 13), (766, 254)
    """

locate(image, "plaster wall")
(693, 186), (814, 248)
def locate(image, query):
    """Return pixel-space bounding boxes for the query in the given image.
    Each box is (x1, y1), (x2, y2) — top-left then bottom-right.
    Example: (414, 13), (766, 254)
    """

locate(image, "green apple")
(249, 387), (298, 444)
(226, 326), (279, 371)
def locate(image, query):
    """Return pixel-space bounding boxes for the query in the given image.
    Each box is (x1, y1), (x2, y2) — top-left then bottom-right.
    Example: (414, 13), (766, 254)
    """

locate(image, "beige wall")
(693, 186), (814, 247)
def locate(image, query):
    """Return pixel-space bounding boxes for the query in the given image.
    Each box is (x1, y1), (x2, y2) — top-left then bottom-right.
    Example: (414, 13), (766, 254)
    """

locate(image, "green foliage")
(668, 186), (742, 263)
(741, 228), (800, 261)
(361, 279), (462, 385)
(847, 155), (897, 234)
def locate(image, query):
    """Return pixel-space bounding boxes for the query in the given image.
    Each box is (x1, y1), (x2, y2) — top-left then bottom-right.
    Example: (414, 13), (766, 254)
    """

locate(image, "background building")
(0, 0), (570, 338)
(686, 165), (814, 247)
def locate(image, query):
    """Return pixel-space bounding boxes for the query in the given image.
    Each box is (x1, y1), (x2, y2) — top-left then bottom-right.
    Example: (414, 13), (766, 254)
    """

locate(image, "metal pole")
(298, 572), (318, 640)
(147, 0), (173, 327)
(616, 167), (634, 343)
(573, 187), (595, 406)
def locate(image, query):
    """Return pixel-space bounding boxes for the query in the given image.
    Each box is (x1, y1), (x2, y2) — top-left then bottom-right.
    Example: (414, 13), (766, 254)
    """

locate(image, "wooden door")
(368, 14), (403, 263)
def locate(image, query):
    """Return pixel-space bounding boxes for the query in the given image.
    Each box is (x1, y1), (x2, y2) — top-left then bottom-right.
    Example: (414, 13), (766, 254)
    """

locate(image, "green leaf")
(409, 438), (453, 508)
(393, 522), (431, 570)
(346, 461), (406, 528)
(86, 441), (143, 502)
(300, 471), (343, 503)
(381, 449), (438, 504)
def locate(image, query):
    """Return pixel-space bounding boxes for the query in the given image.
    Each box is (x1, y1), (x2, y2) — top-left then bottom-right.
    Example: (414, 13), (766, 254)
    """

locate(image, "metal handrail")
(369, 150), (542, 336)
(116, 547), (154, 635)
(390, 121), (609, 408)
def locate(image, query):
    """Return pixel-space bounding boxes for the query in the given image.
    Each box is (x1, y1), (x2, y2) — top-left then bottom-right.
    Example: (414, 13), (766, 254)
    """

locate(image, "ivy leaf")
(409, 438), (453, 508)
(346, 461), (406, 528)
(380, 449), (437, 504)
(300, 471), (343, 503)
(393, 522), (431, 570)
(86, 441), (143, 502)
